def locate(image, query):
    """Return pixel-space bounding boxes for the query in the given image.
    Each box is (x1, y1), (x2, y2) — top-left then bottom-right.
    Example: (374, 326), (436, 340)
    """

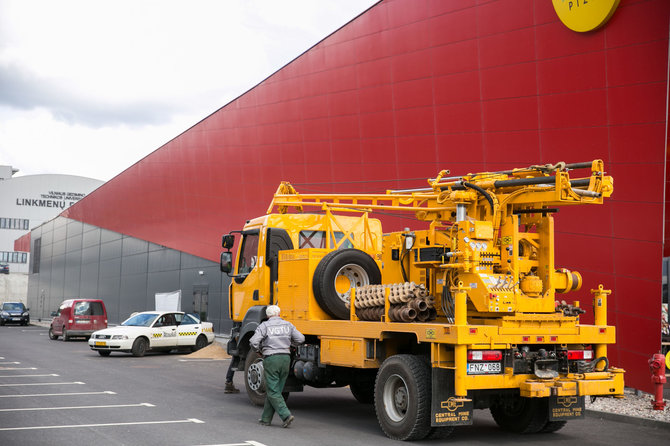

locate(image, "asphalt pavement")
(0, 324), (668, 446)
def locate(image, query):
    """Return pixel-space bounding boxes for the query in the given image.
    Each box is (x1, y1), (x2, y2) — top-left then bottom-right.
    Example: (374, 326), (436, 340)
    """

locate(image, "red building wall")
(63, 0), (670, 390)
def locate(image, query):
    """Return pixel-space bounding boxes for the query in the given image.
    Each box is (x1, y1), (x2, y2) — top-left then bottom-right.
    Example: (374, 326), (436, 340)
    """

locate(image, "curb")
(586, 409), (670, 430)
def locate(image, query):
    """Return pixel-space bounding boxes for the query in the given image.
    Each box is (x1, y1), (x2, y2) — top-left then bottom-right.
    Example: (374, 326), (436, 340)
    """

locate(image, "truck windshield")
(238, 233), (259, 275)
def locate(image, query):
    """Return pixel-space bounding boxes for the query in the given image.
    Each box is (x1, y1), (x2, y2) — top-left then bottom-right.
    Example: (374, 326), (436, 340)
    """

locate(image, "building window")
(32, 238), (41, 273)
(0, 251), (28, 264)
(0, 217), (29, 230)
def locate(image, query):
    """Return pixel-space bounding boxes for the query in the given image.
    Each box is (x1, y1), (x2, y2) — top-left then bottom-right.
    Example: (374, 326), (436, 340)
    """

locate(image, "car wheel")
(131, 337), (148, 357)
(98, 350), (111, 357)
(192, 334), (208, 352)
(48, 327), (58, 340)
(0, 320), (4, 326)
(62, 328), (70, 342)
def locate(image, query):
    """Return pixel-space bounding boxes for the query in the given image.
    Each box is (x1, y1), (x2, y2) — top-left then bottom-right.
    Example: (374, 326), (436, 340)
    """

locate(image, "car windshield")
(121, 313), (158, 327)
(2, 303), (24, 311)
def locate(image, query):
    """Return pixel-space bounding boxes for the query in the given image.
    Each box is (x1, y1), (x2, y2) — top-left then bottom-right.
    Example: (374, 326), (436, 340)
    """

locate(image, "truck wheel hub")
(383, 374), (409, 421)
(334, 264), (369, 301)
(247, 361), (264, 392)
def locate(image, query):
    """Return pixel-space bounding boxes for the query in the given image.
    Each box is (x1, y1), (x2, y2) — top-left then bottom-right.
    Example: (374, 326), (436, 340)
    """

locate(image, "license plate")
(76, 320), (89, 324)
(467, 362), (501, 375)
(12, 318), (21, 321)
(95, 341), (107, 347)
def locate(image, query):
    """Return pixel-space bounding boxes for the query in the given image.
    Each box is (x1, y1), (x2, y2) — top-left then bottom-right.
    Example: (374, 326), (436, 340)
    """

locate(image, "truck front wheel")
(490, 396), (549, 433)
(374, 355), (432, 441)
(244, 351), (266, 406)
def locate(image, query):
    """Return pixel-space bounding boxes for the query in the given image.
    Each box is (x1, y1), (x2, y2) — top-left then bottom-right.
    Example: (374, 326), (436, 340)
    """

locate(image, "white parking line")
(0, 418), (205, 431)
(196, 442), (268, 446)
(0, 391), (116, 398)
(0, 381), (84, 387)
(178, 359), (226, 362)
(0, 403), (155, 412)
(0, 367), (36, 371)
(0, 374), (59, 378)
(0, 362), (20, 365)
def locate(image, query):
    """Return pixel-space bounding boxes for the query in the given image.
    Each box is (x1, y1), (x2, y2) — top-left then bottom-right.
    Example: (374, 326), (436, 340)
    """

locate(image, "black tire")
(0, 320), (4, 326)
(131, 337), (148, 357)
(490, 396), (549, 434)
(48, 327), (58, 340)
(374, 355), (432, 441)
(541, 420), (567, 433)
(62, 328), (70, 342)
(350, 370), (376, 404)
(192, 335), (208, 352)
(426, 426), (455, 439)
(313, 249), (381, 320)
(98, 350), (111, 357)
(245, 350), (267, 406)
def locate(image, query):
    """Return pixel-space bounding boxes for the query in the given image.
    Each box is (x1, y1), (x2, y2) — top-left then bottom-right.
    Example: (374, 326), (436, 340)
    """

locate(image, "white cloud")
(0, 0), (378, 180)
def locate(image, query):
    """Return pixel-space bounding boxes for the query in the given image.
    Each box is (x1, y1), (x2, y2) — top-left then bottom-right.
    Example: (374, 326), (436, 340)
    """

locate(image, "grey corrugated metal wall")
(27, 216), (232, 334)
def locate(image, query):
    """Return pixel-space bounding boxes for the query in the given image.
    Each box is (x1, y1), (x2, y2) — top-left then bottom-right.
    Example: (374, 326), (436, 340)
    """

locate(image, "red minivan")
(49, 299), (108, 341)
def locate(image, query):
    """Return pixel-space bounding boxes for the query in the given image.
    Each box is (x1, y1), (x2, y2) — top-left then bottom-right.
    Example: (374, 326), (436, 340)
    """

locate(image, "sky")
(0, 0), (378, 182)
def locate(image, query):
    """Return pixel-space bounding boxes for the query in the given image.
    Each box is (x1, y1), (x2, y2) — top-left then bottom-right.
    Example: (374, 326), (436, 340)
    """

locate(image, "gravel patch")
(586, 388), (670, 425)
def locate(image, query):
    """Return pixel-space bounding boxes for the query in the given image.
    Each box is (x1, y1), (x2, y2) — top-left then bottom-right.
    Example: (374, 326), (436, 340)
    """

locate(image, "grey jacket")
(250, 316), (305, 356)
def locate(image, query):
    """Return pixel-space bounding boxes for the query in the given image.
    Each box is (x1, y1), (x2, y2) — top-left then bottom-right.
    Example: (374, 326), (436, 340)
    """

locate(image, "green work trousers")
(260, 354), (291, 423)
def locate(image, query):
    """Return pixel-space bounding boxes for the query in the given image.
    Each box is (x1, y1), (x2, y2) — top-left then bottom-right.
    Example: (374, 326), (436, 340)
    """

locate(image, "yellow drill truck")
(220, 160), (624, 440)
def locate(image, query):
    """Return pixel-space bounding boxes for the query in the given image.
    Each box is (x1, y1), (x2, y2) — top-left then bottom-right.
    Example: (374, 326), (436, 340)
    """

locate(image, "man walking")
(250, 305), (305, 428)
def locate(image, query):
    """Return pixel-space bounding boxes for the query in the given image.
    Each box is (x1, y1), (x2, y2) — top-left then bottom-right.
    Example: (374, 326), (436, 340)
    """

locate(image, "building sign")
(15, 191), (87, 209)
(552, 0), (620, 32)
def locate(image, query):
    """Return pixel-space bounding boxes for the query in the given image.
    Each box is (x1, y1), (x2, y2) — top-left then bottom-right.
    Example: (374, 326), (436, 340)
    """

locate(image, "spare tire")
(313, 249), (381, 319)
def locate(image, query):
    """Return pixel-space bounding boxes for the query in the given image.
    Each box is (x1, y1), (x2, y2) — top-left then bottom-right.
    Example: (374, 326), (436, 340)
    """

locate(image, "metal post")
(591, 284), (610, 360)
(453, 281), (470, 397)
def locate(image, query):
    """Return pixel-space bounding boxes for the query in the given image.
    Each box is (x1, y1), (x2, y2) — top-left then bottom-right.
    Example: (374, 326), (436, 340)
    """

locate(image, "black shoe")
(282, 415), (294, 428)
(224, 382), (240, 394)
(258, 419), (271, 426)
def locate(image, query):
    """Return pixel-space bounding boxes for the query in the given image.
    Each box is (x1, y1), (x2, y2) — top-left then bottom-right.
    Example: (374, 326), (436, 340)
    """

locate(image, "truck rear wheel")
(374, 355), (432, 441)
(490, 396), (549, 434)
(541, 420), (567, 433)
(350, 370), (376, 404)
(313, 249), (381, 320)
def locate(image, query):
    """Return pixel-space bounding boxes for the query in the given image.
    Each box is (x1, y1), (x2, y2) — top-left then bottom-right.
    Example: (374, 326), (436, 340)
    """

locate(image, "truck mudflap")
(548, 396), (584, 420)
(432, 368), (473, 427)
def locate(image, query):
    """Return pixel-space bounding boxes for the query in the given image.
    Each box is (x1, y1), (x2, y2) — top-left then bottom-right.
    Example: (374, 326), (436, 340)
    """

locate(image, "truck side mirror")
(222, 234), (235, 249)
(220, 251), (233, 274)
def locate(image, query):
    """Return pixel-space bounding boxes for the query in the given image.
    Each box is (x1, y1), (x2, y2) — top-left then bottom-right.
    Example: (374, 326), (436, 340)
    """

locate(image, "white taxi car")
(88, 311), (215, 357)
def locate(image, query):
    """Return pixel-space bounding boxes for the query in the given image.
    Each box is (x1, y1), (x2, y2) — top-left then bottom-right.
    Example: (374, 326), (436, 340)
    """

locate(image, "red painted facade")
(62, 0), (670, 390)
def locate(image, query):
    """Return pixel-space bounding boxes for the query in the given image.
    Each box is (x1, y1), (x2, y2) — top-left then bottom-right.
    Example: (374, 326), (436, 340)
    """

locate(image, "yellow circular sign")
(552, 0), (620, 32)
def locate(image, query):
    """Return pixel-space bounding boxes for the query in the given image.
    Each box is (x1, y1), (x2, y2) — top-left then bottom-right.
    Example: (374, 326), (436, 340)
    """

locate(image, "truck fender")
(236, 305), (268, 359)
